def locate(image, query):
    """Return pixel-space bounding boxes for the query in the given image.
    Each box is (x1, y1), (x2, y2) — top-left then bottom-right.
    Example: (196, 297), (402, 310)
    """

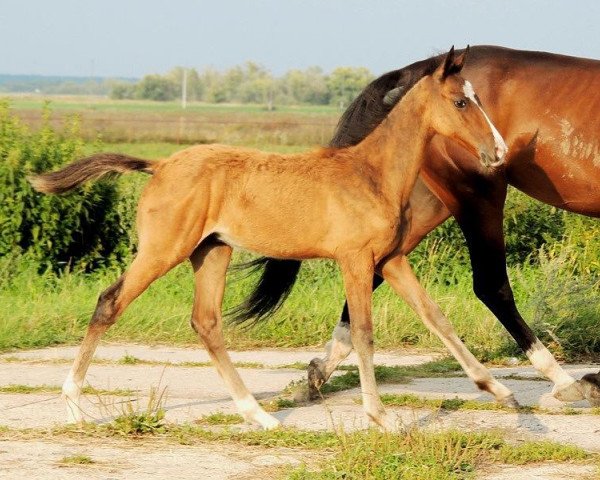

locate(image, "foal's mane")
(329, 55), (441, 148)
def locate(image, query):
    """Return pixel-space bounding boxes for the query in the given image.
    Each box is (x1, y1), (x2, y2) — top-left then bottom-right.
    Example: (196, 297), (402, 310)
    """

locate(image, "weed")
(0, 384), (135, 396)
(118, 354), (140, 365)
(318, 358), (462, 395)
(261, 398), (297, 412)
(379, 393), (533, 413)
(109, 387), (167, 436)
(58, 454), (94, 465)
(497, 440), (589, 464)
(196, 412), (244, 426)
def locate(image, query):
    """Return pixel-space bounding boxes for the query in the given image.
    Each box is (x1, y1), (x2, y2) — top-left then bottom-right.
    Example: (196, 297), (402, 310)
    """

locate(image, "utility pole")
(181, 68), (188, 109)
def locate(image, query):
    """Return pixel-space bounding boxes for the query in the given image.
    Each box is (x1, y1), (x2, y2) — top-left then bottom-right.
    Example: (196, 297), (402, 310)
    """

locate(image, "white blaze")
(463, 81), (508, 163)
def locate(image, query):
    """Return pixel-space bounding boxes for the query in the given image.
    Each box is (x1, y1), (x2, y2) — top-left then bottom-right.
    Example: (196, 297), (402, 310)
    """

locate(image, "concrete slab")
(0, 343), (436, 368)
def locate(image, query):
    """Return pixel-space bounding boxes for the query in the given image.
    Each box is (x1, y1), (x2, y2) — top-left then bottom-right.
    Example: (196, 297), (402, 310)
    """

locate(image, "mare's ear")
(383, 86), (405, 106)
(435, 45), (470, 80)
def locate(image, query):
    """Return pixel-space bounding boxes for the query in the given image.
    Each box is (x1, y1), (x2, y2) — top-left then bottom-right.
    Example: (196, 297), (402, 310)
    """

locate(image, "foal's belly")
(214, 204), (402, 261)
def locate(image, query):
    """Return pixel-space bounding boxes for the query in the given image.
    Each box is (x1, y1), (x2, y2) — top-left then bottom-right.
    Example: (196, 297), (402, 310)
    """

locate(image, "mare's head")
(409, 46), (507, 168)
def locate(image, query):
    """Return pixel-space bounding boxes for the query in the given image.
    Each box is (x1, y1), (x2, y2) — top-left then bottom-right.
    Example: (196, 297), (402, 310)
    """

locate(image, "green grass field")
(6, 95), (340, 116)
(1, 96), (599, 361)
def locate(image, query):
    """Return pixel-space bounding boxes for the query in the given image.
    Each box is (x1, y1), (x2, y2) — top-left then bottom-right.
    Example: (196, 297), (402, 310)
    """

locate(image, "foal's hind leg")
(190, 242), (280, 429)
(380, 254), (518, 407)
(63, 253), (180, 423)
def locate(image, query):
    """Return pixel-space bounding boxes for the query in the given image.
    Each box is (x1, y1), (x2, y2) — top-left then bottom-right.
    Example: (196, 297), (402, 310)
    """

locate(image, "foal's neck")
(350, 87), (431, 207)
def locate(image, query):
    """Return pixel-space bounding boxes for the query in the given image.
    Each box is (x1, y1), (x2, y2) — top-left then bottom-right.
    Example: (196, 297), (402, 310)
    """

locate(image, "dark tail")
(226, 257), (302, 324)
(28, 153), (155, 194)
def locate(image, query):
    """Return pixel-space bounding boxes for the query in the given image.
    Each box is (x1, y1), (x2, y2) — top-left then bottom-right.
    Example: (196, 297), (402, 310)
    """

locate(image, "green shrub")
(0, 101), (134, 271)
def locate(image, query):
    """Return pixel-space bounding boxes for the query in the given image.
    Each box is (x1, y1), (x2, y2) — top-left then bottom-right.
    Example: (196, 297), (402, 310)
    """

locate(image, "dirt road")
(1, 344), (599, 479)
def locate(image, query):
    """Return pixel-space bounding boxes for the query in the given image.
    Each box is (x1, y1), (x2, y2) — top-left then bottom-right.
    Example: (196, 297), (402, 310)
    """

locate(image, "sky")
(2, 0), (600, 78)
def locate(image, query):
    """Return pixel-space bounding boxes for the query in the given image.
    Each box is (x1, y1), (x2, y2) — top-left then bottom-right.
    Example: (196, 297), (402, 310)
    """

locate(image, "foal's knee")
(191, 312), (219, 344)
(90, 277), (124, 327)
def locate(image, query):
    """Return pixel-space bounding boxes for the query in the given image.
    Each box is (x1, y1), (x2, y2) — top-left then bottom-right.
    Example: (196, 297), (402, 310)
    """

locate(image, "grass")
(286, 430), (592, 479)
(318, 358), (462, 395)
(379, 393), (532, 413)
(497, 440), (589, 464)
(109, 387), (167, 436)
(58, 454), (95, 465)
(0, 384), (136, 396)
(5, 420), (590, 479)
(196, 412), (244, 426)
(6, 96), (340, 116)
(3, 232), (597, 360)
(378, 393), (600, 416)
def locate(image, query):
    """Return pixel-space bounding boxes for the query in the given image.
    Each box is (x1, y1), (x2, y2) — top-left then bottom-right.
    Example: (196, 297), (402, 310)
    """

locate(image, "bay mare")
(30, 49), (507, 429)
(237, 45), (600, 407)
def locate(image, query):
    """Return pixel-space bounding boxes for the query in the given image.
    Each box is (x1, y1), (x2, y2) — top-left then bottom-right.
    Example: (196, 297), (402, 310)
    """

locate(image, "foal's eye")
(454, 99), (467, 109)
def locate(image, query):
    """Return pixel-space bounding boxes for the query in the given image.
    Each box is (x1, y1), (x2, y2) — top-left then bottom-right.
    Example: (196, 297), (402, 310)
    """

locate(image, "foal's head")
(410, 46), (507, 168)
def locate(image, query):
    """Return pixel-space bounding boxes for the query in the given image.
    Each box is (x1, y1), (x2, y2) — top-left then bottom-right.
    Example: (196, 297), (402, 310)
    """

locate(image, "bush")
(0, 101), (134, 271)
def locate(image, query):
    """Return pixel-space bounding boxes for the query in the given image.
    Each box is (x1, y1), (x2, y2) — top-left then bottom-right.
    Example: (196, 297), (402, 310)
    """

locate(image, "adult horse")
(31, 49), (507, 429)
(233, 45), (600, 406)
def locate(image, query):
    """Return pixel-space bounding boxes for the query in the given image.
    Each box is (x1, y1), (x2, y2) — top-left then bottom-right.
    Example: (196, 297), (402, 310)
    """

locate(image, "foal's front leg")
(339, 254), (394, 430)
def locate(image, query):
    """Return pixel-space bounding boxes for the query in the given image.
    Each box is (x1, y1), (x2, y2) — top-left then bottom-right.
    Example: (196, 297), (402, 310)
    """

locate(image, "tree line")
(110, 62), (374, 107)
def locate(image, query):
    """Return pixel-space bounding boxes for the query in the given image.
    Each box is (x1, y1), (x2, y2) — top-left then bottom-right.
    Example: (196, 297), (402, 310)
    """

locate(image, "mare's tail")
(227, 257), (302, 324)
(28, 153), (156, 194)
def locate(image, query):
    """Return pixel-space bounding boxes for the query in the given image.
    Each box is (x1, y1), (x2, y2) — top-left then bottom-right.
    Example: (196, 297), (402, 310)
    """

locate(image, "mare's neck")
(350, 88), (431, 207)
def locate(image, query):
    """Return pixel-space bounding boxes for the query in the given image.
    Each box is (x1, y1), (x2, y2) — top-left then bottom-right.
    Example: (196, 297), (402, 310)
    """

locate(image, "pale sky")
(2, 0), (599, 78)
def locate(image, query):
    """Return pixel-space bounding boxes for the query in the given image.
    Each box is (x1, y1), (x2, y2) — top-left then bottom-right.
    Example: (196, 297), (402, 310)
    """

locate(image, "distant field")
(5, 95), (340, 115)
(4, 95), (340, 145)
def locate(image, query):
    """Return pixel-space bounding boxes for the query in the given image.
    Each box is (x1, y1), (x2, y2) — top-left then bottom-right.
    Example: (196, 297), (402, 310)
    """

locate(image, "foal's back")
(138, 143), (398, 260)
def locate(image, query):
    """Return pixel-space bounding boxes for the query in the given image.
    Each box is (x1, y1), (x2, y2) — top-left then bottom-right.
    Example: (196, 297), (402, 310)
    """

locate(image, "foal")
(30, 48), (506, 429)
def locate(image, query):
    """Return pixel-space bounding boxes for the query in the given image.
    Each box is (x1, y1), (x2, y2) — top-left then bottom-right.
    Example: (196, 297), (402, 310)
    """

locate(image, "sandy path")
(1, 343), (599, 479)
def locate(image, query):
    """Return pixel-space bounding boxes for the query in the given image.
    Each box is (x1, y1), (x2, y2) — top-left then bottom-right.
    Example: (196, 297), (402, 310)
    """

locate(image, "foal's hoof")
(249, 410), (281, 430)
(368, 412), (399, 432)
(498, 394), (520, 409)
(578, 372), (600, 407)
(552, 380), (585, 403)
(307, 358), (327, 400)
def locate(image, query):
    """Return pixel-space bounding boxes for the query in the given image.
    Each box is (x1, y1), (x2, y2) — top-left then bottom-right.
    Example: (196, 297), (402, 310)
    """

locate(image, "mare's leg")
(339, 254), (393, 429)
(307, 276), (382, 397)
(190, 241), (280, 429)
(379, 254), (517, 406)
(456, 195), (594, 403)
(63, 252), (184, 423)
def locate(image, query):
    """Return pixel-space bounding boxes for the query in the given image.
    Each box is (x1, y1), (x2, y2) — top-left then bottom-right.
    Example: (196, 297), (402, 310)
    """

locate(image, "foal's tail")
(28, 153), (156, 194)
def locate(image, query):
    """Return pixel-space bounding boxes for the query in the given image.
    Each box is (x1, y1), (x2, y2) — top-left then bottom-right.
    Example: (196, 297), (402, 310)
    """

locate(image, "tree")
(109, 81), (136, 100)
(135, 74), (177, 101)
(280, 66), (329, 105)
(327, 67), (374, 109)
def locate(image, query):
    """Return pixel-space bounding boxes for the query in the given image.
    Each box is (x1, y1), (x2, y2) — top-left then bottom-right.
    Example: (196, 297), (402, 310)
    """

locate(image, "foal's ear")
(436, 45), (469, 80)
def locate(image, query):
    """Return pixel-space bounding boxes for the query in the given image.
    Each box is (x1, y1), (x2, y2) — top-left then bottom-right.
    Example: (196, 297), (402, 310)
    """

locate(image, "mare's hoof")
(499, 394), (520, 409)
(578, 372), (600, 407)
(552, 381), (585, 403)
(307, 358), (327, 400)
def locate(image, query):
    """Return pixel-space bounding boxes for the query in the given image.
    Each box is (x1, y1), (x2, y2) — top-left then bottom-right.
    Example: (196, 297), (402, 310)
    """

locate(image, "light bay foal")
(30, 47), (507, 430)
